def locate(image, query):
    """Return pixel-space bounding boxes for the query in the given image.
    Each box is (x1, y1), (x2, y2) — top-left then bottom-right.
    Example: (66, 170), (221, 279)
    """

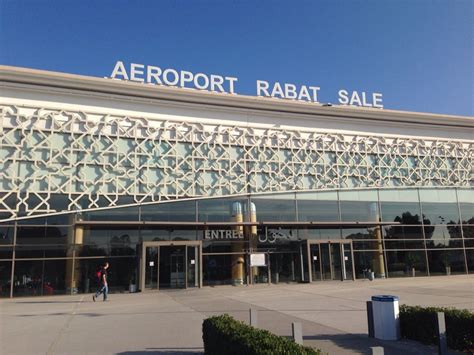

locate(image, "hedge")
(399, 305), (474, 352)
(202, 314), (322, 355)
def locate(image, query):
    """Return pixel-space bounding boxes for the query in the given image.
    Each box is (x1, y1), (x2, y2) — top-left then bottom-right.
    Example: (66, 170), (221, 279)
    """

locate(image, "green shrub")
(202, 314), (322, 355)
(399, 305), (474, 352)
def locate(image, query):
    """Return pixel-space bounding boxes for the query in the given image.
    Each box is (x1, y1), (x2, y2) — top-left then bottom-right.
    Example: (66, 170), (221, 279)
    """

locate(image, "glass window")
(16, 226), (70, 245)
(251, 194), (296, 222)
(342, 228), (377, 241)
(0, 247), (13, 259)
(299, 228), (341, 240)
(384, 240), (425, 250)
(77, 228), (140, 257)
(74, 257), (138, 294)
(419, 189), (460, 225)
(13, 259), (67, 296)
(353, 251), (375, 279)
(459, 203), (474, 224)
(15, 245), (68, 258)
(297, 191), (339, 222)
(82, 205), (140, 222)
(427, 249), (466, 275)
(0, 261), (12, 297)
(425, 239), (464, 249)
(353, 240), (381, 251)
(467, 249), (474, 273)
(383, 225), (424, 239)
(385, 250), (428, 277)
(203, 254), (237, 286)
(198, 198), (248, 222)
(379, 189), (421, 223)
(141, 229), (197, 242)
(81, 228), (140, 246)
(141, 200), (196, 222)
(0, 225), (14, 245)
(339, 190), (378, 222)
(463, 226), (474, 239)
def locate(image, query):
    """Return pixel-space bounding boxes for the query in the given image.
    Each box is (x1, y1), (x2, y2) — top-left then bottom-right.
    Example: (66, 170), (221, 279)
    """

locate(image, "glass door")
(330, 243), (342, 280)
(310, 244), (322, 281)
(320, 243), (332, 280)
(187, 245), (199, 288)
(141, 241), (201, 291)
(145, 246), (158, 289)
(308, 241), (354, 282)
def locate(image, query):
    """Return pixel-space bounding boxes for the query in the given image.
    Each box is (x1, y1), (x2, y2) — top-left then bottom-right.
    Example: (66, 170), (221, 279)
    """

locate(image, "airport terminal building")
(0, 65), (473, 297)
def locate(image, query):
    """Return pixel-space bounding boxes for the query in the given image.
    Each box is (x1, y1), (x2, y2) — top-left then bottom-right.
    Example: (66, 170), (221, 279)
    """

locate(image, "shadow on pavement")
(304, 334), (437, 355)
(117, 348), (203, 355)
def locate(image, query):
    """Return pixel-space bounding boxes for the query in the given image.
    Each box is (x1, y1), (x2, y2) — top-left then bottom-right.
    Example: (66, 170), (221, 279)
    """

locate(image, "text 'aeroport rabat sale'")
(109, 60), (384, 109)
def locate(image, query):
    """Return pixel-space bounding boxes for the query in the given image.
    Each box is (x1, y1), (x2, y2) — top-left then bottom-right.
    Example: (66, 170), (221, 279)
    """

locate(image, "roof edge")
(0, 65), (473, 127)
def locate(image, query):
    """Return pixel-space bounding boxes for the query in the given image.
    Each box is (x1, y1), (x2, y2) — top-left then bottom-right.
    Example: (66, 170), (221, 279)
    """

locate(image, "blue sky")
(0, 0), (472, 116)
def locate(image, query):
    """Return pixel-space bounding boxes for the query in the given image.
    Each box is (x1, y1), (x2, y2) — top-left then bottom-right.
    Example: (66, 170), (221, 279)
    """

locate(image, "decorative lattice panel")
(0, 104), (472, 219)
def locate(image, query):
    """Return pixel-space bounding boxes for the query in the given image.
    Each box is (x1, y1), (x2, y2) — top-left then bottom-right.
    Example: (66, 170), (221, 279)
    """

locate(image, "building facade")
(0, 66), (473, 297)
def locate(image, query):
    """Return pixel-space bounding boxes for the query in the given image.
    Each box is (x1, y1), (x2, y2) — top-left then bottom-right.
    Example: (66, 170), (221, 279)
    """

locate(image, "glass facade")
(0, 186), (473, 297)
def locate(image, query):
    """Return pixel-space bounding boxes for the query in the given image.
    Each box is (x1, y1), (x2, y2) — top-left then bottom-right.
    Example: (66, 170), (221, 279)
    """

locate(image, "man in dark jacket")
(93, 262), (109, 302)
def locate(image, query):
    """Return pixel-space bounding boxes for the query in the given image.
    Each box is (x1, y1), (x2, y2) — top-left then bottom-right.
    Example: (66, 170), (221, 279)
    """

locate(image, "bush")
(202, 314), (322, 355)
(399, 305), (474, 352)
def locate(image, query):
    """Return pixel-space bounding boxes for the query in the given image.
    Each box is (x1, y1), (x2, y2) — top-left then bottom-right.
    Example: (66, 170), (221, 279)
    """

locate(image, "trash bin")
(371, 295), (400, 340)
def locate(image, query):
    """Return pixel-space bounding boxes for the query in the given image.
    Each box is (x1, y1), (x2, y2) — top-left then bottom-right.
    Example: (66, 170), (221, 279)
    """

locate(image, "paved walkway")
(1, 275), (472, 354)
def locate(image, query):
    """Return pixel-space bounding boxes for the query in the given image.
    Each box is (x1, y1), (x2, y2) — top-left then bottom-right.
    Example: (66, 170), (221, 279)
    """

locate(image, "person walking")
(93, 262), (109, 302)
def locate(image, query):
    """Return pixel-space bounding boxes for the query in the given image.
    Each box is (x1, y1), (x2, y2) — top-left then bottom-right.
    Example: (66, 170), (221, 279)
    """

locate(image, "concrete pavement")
(1, 275), (472, 354)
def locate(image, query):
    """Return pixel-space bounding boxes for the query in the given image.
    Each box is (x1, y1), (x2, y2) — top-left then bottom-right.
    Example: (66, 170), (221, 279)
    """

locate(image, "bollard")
(436, 312), (447, 355)
(292, 322), (303, 345)
(367, 301), (374, 338)
(249, 308), (258, 327)
(371, 346), (384, 355)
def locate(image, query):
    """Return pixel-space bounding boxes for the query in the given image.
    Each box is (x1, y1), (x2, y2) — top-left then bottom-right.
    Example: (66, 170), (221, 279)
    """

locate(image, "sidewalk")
(1, 275), (472, 354)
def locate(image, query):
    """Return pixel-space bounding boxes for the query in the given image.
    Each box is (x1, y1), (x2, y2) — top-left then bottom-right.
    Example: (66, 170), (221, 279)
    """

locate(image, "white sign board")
(250, 253), (266, 267)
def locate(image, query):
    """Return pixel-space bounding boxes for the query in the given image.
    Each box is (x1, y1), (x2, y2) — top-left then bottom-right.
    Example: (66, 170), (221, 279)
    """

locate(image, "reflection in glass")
(353, 251), (374, 279)
(386, 250), (428, 277)
(383, 225), (424, 239)
(384, 240), (425, 250)
(75, 257), (138, 294)
(342, 228), (376, 240)
(203, 254), (234, 285)
(339, 190), (378, 222)
(13, 259), (67, 296)
(300, 228), (341, 240)
(380, 202), (422, 223)
(82, 206), (140, 221)
(0, 261), (12, 297)
(467, 249), (474, 272)
(0, 247), (13, 259)
(16, 226), (70, 244)
(0, 225), (14, 245)
(141, 200), (196, 222)
(419, 188), (460, 225)
(198, 198), (248, 222)
(251, 195), (296, 222)
(459, 203), (474, 224)
(297, 198), (339, 222)
(269, 253), (300, 283)
(427, 249), (466, 275)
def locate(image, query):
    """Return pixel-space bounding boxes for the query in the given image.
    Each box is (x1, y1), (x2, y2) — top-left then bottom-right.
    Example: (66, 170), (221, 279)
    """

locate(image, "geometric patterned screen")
(0, 104), (473, 219)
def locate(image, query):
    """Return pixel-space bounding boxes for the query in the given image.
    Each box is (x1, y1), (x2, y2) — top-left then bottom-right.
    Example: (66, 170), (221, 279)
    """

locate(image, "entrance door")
(141, 241), (202, 291)
(308, 241), (354, 281)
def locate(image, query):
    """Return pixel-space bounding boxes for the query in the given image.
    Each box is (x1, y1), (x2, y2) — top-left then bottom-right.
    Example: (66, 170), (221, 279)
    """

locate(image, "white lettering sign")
(204, 230), (244, 240)
(111, 61), (238, 94)
(109, 61), (384, 108)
